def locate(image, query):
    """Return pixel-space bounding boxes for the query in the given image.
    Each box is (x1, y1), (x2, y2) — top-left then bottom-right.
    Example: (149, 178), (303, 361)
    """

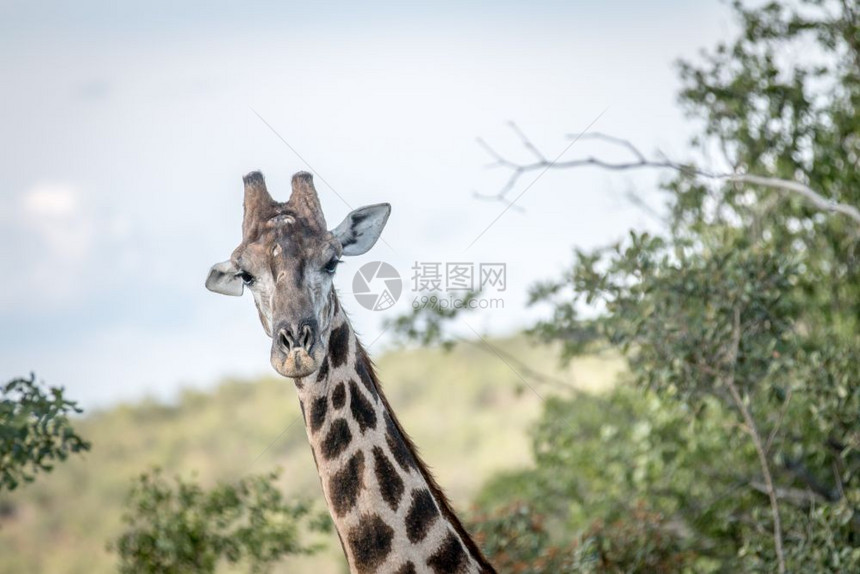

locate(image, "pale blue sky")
(0, 1), (732, 408)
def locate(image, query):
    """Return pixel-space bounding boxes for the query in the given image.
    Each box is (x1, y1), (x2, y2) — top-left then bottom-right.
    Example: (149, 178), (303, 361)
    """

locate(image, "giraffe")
(206, 171), (496, 574)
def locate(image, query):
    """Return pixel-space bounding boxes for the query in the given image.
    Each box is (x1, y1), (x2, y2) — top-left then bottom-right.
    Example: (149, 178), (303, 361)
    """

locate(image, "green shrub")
(0, 375), (90, 492)
(110, 468), (331, 573)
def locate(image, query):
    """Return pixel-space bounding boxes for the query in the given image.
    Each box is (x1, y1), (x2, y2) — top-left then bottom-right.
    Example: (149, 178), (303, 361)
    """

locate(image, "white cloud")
(0, 182), (139, 314)
(21, 182), (93, 262)
(22, 183), (77, 216)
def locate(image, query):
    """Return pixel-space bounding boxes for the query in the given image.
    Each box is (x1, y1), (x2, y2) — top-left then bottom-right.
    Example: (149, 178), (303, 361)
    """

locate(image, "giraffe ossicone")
(206, 171), (496, 574)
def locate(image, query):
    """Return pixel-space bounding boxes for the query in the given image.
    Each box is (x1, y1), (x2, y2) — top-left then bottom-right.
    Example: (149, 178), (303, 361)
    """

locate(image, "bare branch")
(724, 307), (786, 574)
(749, 480), (828, 508)
(725, 174), (860, 225)
(510, 121), (547, 162)
(471, 189), (525, 213)
(476, 126), (860, 227)
(565, 131), (648, 162)
(476, 137), (513, 167)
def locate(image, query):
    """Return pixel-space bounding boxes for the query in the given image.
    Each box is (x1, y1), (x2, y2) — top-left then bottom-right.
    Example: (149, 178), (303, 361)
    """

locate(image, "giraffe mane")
(353, 337), (495, 571)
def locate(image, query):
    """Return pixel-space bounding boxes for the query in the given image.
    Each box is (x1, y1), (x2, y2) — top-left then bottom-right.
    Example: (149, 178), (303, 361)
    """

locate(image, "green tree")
(524, 2), (860, 569)
(396, 0), (860, 570)
(0, 374), (90, 492)
(110, 468), (332, 574)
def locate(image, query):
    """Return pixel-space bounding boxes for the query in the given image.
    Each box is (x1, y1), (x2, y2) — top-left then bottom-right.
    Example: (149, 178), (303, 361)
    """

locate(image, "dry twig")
(477, 124), (860, 227)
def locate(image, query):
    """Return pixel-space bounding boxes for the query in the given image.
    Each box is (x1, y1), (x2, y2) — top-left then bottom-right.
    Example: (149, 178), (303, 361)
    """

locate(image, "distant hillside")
(0, 335), (622, 574)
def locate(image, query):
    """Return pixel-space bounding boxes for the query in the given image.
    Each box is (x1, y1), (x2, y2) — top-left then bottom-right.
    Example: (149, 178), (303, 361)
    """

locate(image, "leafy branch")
(0, 374), (91, 492)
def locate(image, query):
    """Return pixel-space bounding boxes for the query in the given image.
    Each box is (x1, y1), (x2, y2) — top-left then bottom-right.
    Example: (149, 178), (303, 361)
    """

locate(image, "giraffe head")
(206, 171), (390, 379)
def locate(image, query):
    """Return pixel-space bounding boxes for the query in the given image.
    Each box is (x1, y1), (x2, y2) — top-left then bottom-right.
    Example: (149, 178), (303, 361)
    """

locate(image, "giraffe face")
(206, 171), (390, 379)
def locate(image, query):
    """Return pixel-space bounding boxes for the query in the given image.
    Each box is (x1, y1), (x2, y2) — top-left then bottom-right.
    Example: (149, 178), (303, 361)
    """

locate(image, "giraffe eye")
(324, 258), (341, 275)
(236, 271), (255, 286)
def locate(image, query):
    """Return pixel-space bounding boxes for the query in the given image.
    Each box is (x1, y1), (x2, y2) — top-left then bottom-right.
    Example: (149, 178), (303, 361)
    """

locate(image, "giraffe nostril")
(278, 328), (293, 352)
(300, 324), (314, 351)
(277, 323), (315, 355)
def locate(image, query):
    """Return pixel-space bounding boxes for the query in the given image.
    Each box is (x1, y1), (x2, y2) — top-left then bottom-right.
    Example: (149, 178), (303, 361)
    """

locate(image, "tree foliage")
(110, 468), (332, 574)
(470, 404), (708, 573)
(0, 374), (90, 492)
(495, 1), (860, 570)
(433, 1), (860, 571)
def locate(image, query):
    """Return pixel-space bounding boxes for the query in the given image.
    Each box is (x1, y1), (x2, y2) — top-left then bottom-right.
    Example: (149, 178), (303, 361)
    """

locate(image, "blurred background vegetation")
(2, 0), (859, 572)
(0, 339), (618, 573)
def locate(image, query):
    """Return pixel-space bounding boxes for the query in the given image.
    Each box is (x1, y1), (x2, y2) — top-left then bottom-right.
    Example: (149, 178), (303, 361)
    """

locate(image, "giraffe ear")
(205, 260), (244, 296)
(331, 203), (391, 256)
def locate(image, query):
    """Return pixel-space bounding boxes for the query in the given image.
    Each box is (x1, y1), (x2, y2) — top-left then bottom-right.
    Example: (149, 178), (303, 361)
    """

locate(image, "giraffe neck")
(294, 305), (494, 574)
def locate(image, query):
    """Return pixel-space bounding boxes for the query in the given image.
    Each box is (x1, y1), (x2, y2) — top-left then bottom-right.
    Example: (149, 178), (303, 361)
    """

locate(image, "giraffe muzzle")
(271, 320), (325, 378)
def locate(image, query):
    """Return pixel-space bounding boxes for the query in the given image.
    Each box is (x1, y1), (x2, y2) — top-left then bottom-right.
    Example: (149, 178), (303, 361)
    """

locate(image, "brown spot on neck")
(349, 337), (496, 572)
